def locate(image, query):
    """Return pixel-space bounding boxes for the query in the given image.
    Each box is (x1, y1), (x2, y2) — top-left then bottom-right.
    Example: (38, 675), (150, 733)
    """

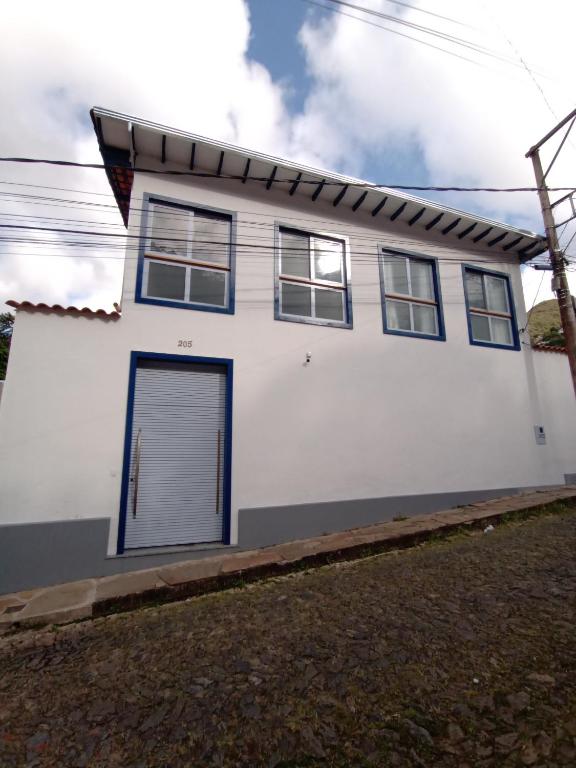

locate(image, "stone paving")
(1, 503), (576, 767)
(2, 485), (576, 628)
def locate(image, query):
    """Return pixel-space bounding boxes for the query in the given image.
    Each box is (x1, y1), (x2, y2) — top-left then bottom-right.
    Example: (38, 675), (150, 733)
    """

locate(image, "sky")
(0, 0), (575, 314)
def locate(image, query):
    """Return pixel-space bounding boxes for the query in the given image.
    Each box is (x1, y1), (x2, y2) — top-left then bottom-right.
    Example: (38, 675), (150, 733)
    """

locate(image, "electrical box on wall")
(534, 425), (546, 445)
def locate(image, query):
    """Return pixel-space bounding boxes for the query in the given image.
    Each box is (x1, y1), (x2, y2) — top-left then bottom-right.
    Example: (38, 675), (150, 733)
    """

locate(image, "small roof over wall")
(91, 107), (547, 262)
(532, 342), (568, 354)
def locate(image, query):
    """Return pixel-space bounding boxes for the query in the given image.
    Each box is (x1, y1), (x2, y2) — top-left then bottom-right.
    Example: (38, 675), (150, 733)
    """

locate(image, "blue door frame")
(117, 351), (234, 554)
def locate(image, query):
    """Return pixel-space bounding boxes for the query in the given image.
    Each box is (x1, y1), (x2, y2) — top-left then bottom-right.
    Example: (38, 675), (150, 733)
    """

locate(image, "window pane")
(491, 316), (513, 346)
(315, 287), (344, 321)
(191, 213), (230, 267)
(281, 231), (310, 278)
(386, 299), (411, 331)
(149, 205), (189, 258)
(413, 303), (437, 335)
(465, 271), (486, 309)
(281, 282), (312, 317)
(485, 275), (509, 313)
(383, 255), (409, 295)
(146, 260), (186, 301)
(471, 313), (491, 342)
(313, 238), (343, 283)
(189, 268), (227, 307)
(409, 259), (434, 300)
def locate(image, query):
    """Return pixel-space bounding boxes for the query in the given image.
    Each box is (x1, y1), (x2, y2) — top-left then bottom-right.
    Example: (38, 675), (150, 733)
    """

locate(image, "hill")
(528, 299), (562, 343)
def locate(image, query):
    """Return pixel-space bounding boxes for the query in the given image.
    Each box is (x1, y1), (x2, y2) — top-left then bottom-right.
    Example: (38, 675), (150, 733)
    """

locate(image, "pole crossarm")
(528, 135), (576, 398)
(542, 116), (576, 181)
(526, 106), (576, 157)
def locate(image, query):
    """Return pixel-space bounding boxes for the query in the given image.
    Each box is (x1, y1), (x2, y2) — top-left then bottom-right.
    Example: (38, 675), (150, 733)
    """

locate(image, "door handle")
(132, 428), (142, 519)
(216, 429), (222, 514)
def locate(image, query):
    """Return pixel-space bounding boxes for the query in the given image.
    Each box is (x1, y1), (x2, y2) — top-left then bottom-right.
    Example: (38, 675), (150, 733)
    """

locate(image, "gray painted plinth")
(236, 487), (524, 549)
(0, 484), (557, 594)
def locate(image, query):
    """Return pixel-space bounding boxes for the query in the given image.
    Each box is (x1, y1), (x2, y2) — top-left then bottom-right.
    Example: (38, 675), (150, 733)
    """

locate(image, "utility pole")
(526, 108), (576, 399)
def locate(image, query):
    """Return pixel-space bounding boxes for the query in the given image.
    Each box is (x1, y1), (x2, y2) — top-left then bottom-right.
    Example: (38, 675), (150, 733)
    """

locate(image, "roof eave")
(90, 107), (547, 258)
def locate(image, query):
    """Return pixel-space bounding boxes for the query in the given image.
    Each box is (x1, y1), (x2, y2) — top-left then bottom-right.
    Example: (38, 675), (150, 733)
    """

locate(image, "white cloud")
(0, 0), (293, 309)
(293, 0), (576, 301)
(0, 0), (574, 313)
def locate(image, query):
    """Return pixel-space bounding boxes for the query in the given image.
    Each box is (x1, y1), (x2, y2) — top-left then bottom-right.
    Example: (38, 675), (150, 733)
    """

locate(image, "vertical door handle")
(216, 429), (222, 514)
(132, 428), (142, 519)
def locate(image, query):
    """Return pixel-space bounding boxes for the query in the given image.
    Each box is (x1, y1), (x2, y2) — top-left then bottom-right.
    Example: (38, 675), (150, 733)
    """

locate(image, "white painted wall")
(0, 162), (573, 556)
(532, 348), (576, 477)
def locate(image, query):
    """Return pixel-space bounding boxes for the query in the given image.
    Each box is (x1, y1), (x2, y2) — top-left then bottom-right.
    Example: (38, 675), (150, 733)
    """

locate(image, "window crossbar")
(469, 307), (511, 320)
(279, 274), (346, 290)
(384, 291), (437, 307)
(145, 252), (231, 272)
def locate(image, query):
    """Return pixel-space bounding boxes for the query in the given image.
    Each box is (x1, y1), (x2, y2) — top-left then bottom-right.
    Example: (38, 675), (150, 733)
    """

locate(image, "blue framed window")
(379, 248), (445, 341)
(136, 196), (235, 314)
(462, 265), (519, 350)
(275, 226), (352, 328)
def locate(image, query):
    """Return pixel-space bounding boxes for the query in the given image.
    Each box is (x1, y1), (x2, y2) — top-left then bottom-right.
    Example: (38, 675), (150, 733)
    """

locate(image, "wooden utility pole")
(527, 109), (576, 398)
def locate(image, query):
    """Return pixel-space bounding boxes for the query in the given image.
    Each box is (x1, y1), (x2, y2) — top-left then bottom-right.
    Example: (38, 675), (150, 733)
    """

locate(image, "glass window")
(149, 207), (189, 258)
(491, 316), (513, 346)
(191, 214), (230, 266)
(280, 231), (310, 279)
(471, 313), (491, 342)
(189, 268), (227, 307)
(282, 282), (312, 317)
(413, 303), (437, 335)
(465, 271), (486, 309)
(485, 275), (509, 313)
(142, 200), (233, 313)
(277, 227), (350, 327)
(383, 255), (409, 295)
(410, 260), (434, 301)
(464, 268), (517, 349)
(315, 287), (344, 321)
(381, 251), (442, 339)
(313, 238), (343, 283)
(147, 261), (186, 301)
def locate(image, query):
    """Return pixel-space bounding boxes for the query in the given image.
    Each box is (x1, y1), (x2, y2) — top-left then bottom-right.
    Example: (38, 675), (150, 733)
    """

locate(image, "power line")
(0, 221), (547, 264)
(301, 0), (551, 79)
(320, 0), (528, 67)
(521, 271), (546, 332)
(0, 157), (573, 192)
(479, 1), (561, 122)
(373, 0), (482, 31)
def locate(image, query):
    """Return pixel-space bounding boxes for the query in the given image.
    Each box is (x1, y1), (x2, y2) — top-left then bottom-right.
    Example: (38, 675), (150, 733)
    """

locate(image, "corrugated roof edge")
(6, 300), (121, 319)
(90, 106), (548, 256)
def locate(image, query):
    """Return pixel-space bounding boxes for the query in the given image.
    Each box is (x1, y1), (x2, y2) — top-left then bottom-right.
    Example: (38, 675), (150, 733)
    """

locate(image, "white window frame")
(380, 249), (444, 340)
(463, 266), (518, 350)
(276, 226), (352, 328)
(140, 199), (233, 312)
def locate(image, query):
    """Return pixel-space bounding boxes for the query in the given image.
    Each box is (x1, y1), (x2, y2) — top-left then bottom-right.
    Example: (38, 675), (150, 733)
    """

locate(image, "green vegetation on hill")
(527, 298), (573, 346)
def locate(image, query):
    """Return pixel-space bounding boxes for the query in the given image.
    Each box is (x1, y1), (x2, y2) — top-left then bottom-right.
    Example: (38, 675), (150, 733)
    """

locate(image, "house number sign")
(177, 340), (193, 348)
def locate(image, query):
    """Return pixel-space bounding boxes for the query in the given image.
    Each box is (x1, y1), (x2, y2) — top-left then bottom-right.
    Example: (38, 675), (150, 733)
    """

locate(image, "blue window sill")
(383, 327), (446, 342)
(469, 338), (520, 351)
(135, 295), (234, 315)
(275, 312), (353, 330)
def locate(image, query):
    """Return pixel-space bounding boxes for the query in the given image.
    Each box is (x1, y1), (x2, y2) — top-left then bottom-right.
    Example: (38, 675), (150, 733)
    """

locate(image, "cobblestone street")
(1, 506), (576, 767)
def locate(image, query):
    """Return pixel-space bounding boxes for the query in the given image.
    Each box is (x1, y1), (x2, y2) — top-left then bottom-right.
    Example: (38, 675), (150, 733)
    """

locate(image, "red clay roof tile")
(6, 300), (121, 319)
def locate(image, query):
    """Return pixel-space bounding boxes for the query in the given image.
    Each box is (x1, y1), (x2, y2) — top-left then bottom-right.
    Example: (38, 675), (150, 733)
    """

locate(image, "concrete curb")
(2, 486), (576, 629)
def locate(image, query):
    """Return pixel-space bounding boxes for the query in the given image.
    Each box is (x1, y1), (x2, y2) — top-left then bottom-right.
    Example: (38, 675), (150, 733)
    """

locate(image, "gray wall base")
(237, 487), (526, 549)
(0, 485), (552, 594)
(565, 473), (576, 484)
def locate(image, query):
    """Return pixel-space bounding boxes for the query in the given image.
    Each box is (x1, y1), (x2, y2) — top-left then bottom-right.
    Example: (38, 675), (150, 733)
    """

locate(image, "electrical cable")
(300, 0), (552, 79)
(0, 157), (573, 192)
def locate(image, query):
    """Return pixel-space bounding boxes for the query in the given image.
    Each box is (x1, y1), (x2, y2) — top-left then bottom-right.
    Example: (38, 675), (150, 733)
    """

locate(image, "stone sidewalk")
(2, 485), (576, 629)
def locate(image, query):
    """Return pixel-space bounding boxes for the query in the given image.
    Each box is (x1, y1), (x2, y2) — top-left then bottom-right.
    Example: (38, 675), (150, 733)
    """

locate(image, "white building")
(0, 107), (575, 594)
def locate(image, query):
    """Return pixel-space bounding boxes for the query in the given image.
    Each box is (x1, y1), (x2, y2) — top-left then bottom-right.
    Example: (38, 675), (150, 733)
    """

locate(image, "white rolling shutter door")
(124, 361), (227, 549)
